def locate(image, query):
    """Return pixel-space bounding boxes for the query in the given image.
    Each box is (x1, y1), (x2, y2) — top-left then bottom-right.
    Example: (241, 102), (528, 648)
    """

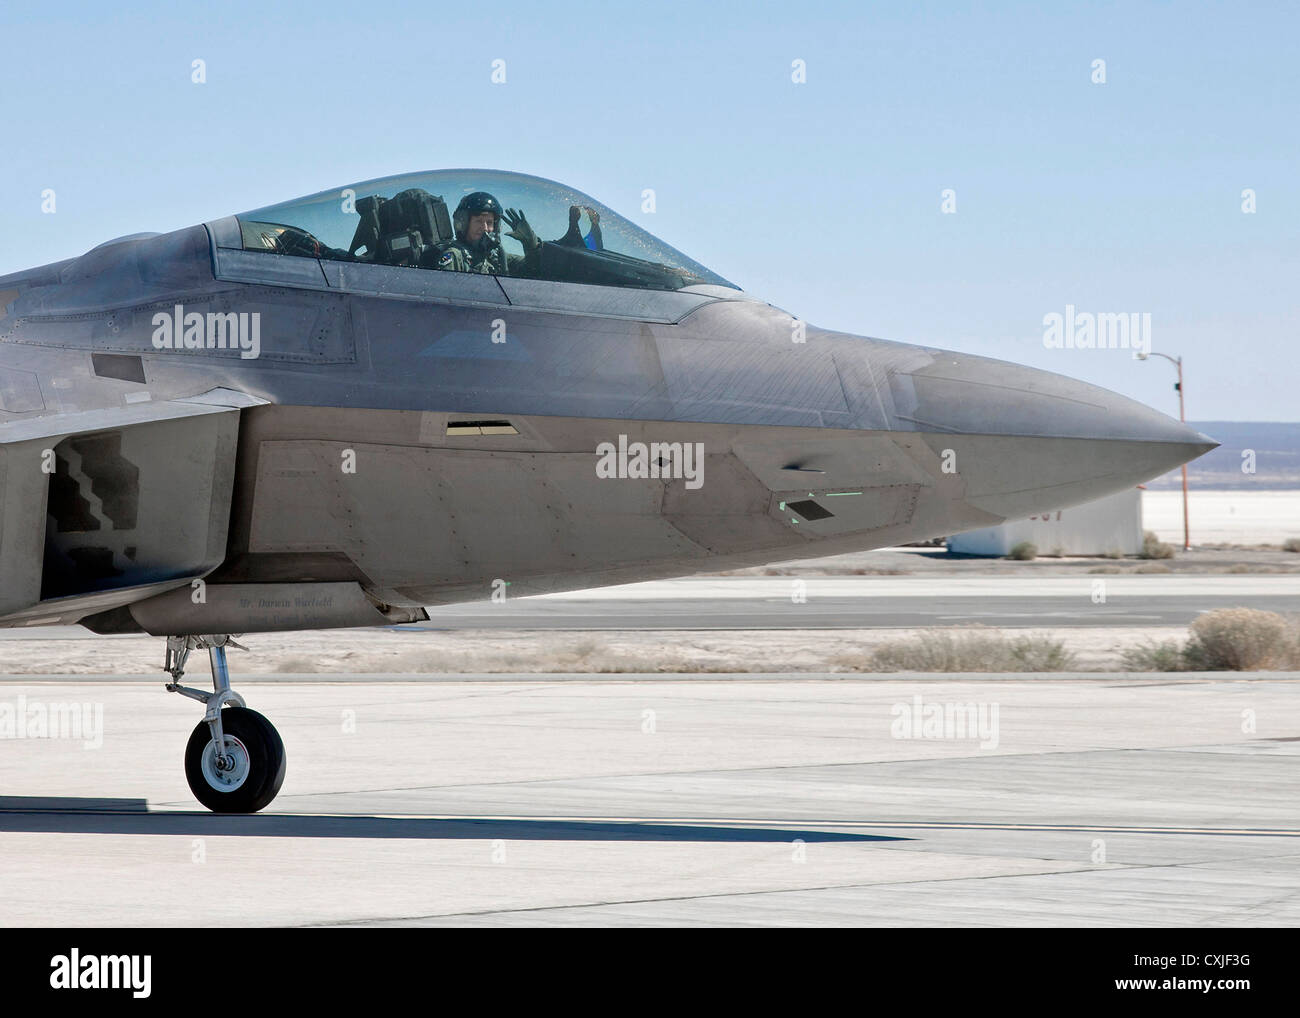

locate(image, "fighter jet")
(0, 169), (1215, 811)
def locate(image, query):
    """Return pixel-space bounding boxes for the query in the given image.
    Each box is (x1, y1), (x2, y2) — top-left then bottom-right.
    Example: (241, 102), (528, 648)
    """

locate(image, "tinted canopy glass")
(232, 169), (737, 292)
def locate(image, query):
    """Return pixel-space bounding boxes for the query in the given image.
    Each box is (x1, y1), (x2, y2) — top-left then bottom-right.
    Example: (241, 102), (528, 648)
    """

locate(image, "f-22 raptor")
(0, 169), (1215, 811)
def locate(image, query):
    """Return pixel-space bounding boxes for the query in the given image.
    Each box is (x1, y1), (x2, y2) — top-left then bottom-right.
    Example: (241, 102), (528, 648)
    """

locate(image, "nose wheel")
(184, 706), (285, 812)
(165, 635), (286, 813)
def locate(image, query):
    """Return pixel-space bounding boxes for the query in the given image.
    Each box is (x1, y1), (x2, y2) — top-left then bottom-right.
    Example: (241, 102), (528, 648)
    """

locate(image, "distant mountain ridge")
(1148, 422), (1300, 490)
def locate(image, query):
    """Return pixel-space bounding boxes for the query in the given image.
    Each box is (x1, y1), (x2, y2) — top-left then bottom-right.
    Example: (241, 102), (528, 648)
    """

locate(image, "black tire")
(184, 707), (286, 813)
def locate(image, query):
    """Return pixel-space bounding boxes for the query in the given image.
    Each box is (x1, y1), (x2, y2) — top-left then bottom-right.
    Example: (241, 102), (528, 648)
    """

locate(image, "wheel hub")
(200, 735), (251, 791)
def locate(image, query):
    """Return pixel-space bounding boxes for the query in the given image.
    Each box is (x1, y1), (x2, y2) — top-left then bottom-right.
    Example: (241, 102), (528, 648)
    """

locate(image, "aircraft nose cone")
(892, 350), (1207, 444)
(880, 348), (1218, 518)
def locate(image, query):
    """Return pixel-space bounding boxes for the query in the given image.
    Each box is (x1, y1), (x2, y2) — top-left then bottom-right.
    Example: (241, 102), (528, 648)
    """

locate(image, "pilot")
(431, 192), (540, 276)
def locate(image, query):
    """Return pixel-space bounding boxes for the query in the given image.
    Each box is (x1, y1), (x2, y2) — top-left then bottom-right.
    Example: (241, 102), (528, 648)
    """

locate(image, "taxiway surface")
(1, 673), (1297, 926)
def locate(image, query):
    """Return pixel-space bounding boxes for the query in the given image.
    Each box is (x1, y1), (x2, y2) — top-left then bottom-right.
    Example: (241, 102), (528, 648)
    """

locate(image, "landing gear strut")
(164, 635), (286, 813)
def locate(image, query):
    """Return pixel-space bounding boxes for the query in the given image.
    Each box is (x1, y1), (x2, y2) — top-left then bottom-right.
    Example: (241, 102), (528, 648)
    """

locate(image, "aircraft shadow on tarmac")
(0, 797), (904, 843)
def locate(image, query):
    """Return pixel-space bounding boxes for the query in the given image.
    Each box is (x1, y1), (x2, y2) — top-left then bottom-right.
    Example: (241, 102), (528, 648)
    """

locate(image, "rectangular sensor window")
(787, 499), (834, 522)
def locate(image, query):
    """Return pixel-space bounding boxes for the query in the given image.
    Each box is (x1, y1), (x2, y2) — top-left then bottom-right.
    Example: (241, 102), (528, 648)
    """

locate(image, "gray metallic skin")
(0, 181), (1216, 637)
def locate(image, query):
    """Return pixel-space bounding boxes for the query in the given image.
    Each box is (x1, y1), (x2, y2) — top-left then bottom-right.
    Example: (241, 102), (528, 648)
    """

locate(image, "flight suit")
(434, 240), (510, 274)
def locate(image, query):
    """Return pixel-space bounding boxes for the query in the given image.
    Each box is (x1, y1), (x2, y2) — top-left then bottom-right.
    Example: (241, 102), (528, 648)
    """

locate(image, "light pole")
(1136, 349), (1190, 551)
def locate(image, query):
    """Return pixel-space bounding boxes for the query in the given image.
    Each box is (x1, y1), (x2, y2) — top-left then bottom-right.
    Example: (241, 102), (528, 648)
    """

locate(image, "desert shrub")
(1120, 640), (1187, 672)
(1102, 548), (1125, 560)
(1121, 611), (1299, 671)
(1283, 537), (1300, 553)
(1008, 541), (1038, 561)
(870, 629), (1073, 672)
(1140, 530), (1175, 559)
(870, 630), (1009, 672)
(1009, 634), (1077, 671)
(1184, 608), (1289, 670)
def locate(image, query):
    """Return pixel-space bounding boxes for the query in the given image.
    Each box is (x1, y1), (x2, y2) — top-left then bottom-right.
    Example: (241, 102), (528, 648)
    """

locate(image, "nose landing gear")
(164, 635), (286, 813)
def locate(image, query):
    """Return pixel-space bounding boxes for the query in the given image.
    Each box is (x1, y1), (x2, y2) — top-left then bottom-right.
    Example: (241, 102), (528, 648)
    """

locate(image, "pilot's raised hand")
(502, 208), (539, 251)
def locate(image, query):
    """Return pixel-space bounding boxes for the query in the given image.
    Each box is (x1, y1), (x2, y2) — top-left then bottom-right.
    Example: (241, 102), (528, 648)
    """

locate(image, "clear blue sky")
(1, 0), (1295, 419)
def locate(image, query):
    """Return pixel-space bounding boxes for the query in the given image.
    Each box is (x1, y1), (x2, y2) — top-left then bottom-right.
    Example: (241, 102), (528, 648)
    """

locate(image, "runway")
(408, 575), (1300, 630)
(1, 673), (1298, 926)
(2, 576), (1296, 643)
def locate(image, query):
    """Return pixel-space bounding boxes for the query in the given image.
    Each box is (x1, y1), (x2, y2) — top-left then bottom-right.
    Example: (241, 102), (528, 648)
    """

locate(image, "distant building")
(947, 487), (1143, 556)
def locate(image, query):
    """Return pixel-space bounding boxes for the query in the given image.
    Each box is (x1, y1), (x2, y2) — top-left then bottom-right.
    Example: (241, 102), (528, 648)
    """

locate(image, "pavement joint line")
(1202, 888), (1300, 924)
(306, 848), (1300, 926)
(302, 862), (1111, 928)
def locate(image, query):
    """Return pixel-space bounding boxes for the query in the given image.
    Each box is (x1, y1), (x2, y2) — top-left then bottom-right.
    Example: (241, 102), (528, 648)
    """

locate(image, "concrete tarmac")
(3, 576), (1295, 641)
(1, 673), (1298, 926)
(409, 596), (1294, 630)
(412, 576), (1300, 630)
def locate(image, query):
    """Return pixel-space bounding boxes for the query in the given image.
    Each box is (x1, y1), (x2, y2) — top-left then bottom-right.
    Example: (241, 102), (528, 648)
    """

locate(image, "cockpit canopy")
(233, 169), (737, 293)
